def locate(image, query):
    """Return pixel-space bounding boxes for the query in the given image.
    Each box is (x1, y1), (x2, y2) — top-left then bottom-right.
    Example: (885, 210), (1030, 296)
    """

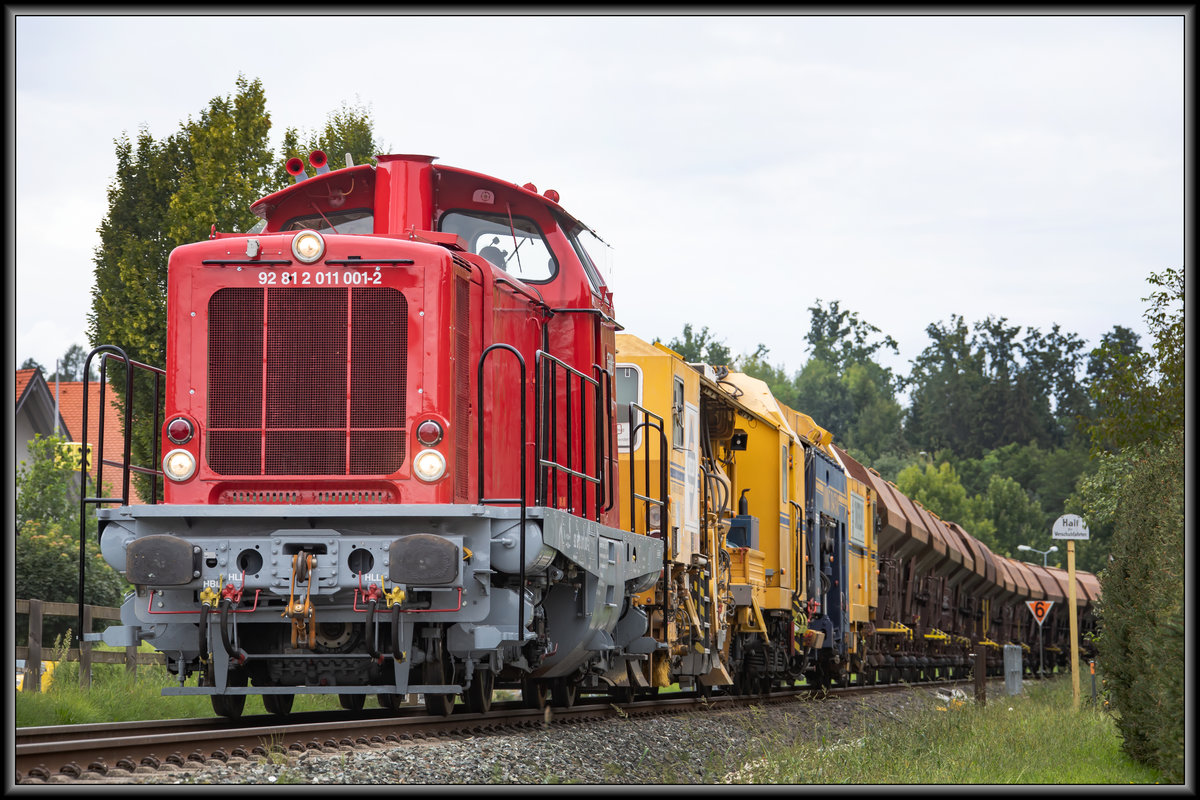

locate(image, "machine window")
(280, 208), (374, 234)
(441, 211), (557, 282)
(615, 365), (642, 452)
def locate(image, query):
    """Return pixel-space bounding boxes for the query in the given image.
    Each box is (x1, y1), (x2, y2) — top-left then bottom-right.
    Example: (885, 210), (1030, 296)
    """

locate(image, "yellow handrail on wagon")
(924, 628), (950, 642)
(875, 622), (913, 640)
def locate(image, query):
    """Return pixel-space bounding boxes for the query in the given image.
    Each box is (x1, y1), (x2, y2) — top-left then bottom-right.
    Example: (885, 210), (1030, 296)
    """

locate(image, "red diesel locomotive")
(89, 151), (662, 716)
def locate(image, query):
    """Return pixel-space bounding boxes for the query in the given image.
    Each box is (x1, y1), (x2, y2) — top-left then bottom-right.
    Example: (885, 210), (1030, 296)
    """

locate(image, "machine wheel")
(377, 693), (401, 711)
(465, 668), (494, 714)
(210, 669), (247, 719)
(263, 693), (295, 715)
(423, 637), (455, 717)
(521, 677), (549, 710)
(339, 693), (366, 711)
(550, 679), (578, 708)
(610, 683), (634, 704)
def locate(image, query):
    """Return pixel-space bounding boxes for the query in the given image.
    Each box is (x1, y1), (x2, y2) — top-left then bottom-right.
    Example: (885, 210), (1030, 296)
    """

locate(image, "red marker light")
(167, 417), (194, 445)
(416, 420), (444, 446)
(543, 189), (560, 203)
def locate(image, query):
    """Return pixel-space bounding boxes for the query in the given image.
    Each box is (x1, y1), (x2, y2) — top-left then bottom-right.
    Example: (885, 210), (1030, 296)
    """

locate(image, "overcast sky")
(10, 11), (1187, 392)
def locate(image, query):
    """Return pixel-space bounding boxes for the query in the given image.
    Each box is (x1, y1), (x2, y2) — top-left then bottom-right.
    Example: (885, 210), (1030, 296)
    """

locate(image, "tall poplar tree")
(273, 99), (383, 186)
(87, 76), (275, 499)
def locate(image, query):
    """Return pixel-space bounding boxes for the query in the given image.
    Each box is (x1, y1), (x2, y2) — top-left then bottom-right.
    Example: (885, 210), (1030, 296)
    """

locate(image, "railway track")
(15, 679), (976, 784)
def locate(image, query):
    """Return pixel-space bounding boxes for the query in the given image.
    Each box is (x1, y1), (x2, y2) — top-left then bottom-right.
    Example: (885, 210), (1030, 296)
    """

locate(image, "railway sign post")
(1026, 600), (1054, 678)
(1053, 514), (1089, 710)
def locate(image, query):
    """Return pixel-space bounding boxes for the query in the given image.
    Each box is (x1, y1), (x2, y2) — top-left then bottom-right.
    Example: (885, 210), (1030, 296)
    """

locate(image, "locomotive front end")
(89, 152), (662, 717)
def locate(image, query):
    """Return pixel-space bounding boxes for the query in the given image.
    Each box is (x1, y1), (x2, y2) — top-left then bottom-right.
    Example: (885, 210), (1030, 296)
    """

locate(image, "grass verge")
(725, 676), (1166, 784)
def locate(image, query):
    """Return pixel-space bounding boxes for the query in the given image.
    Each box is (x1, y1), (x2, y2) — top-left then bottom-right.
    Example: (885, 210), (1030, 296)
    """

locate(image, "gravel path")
(60, 685), (959, 786)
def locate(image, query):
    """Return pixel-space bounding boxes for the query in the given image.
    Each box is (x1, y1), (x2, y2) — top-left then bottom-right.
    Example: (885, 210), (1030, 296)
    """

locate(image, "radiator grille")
(217, 488), (395, 504)
(207, 286), (407, 476)
(453, 265), (471, 501)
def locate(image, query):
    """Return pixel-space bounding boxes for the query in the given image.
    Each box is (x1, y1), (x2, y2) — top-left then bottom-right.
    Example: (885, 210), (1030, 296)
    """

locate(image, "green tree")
(839, 361), (905, 461)
(16, 434), (89, 536)
(167, 75), (274, 244)
(1086, 267), (1184, 454)
(894, 460), (997, 551)
(904, 314), (1090, 458)
(274, 99), (384, 186)
(42, 344), (98, 382)
(1087, 431), (1184, 782)
(16, 434), (130, 646)
(661, 323), (732, 366)
(793, 357), (851, 440)
(737, 344), (798, 409)
(1078, 267), (1185, 781)
(88, 80), (384, 501)
(977, 474), (1046, 560)
(804, 299), (899, 372)
(793, 300), (903, 460)
(902, 315), (988, 457)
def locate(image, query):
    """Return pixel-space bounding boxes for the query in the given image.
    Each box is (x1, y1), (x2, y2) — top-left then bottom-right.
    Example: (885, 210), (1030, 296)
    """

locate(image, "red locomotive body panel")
(161, 153), (619, 529)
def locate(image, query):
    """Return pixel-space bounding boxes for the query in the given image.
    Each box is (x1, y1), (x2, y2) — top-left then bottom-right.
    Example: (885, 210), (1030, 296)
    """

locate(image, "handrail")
(535, 350), (604, 521)
(493, 276), (551, 314)
(476, 343), (528, 641)
(77, 346), (166, 647)
(627, 402), (668, 537)
(627, 401), (670, 618)
(592, 364), (614, 515)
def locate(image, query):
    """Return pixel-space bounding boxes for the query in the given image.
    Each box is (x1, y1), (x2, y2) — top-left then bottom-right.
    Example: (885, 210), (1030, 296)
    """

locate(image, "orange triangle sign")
(1026, 600), (1054, 625)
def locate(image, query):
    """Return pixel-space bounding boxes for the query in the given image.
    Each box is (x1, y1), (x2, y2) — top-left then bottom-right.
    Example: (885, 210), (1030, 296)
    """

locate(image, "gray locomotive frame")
(87, 504), (664, 699)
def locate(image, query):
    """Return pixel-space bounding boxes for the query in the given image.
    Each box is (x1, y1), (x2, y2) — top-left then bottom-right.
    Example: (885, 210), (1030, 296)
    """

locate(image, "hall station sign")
(1052, 514), (1090, 540)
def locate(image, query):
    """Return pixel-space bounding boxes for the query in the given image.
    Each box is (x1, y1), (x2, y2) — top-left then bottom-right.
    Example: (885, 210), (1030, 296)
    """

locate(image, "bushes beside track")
(1093, 429), (1185, 783)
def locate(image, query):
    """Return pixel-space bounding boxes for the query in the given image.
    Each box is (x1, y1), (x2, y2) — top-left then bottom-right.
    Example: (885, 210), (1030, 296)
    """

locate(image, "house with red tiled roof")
(17, 369), (147, 505)
(54, 380), (148, 505)
(16, 368), (72, 472)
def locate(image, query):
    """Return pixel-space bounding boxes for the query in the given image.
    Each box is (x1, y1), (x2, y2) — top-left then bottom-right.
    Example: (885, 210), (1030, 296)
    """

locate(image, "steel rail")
(15, 679), (979, 783)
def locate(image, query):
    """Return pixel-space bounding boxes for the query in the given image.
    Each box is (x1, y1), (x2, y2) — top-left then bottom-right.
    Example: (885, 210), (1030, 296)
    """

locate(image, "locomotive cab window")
(556, 211), (610, 294)
(615, 364), (642, 452)
(672, 377), (685, 449)
(850, 492), (866, 547)
(441, 210), (557, 282)
(280, 209), (374, 234)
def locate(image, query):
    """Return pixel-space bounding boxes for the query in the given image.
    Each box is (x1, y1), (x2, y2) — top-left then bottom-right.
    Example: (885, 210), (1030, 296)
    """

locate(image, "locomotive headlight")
(648, 504), (662, 529)
(291, 230), (325, 263)
(413, 448), (447, 482)
(163, 448), (197, 482)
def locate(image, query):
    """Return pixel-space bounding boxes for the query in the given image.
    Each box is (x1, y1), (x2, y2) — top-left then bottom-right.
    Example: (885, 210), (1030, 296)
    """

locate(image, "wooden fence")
(16, 599), (166, 692)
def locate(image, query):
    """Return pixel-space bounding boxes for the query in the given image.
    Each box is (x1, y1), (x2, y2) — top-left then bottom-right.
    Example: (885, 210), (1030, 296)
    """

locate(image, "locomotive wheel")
(263, 693), (294, 715)
(339, 693), (366, 711)
(210, 669), (248, 719)
(211, 693), (245, 719)
(551, 679), (578, 708)
(521, 677), (549, 710)
(465, 668), (494, 714)
(610, 683), (634, 704)
(423, 638), (455, 717)
(377, 693), (401, 711)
